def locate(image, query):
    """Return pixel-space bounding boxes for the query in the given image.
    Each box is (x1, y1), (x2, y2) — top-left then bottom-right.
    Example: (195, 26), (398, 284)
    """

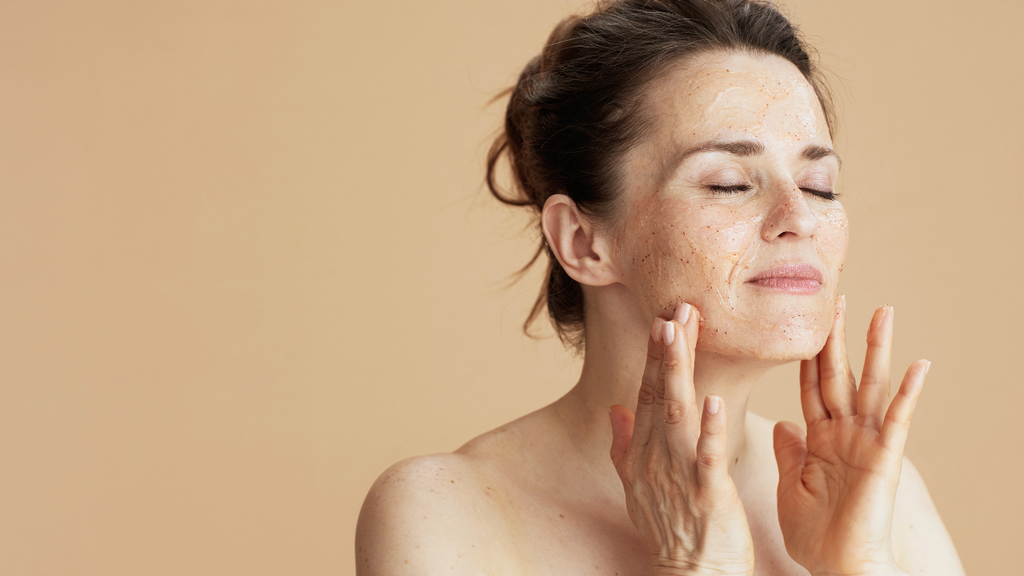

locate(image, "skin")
(613, 53), (847, 362)
(355, 51), (965, 576)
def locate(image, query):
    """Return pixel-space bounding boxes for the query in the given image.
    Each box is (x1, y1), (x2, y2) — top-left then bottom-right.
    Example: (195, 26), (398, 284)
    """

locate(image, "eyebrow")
(801, 144), (843, 167)
(668, 138), (843, 172)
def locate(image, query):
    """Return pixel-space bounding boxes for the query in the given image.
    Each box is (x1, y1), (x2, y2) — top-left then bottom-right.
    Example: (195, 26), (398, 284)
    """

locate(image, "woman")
(356, 0), (964, 574)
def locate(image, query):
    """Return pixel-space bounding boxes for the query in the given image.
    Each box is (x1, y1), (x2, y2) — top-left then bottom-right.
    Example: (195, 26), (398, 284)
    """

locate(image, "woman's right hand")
(609, 302), (754, 576)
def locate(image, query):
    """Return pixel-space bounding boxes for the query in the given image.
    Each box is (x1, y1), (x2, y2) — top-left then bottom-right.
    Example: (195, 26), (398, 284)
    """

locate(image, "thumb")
(609, 404), (635, 471)
(773, 421), (807, 490)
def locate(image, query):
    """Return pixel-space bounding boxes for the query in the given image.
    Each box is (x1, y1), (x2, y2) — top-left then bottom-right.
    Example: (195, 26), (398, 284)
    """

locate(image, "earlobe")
(541, 194), (621, 287)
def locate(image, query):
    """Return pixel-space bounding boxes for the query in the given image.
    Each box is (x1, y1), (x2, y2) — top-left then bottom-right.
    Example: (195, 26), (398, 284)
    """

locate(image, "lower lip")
(747, 278), (822, 294)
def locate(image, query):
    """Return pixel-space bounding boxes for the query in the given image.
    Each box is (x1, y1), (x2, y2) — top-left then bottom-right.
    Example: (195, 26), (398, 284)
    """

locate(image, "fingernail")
(872, 305), (889, 327)
(705, 395), (721, 415)
(662, 320), (675, 346)
(840, 294), (846, 314)
(925, 361), (931, 375)
(676, 302), (693, 326)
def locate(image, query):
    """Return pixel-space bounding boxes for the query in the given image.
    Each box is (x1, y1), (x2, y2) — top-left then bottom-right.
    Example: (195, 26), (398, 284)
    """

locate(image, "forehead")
(637, 50), (830, 153)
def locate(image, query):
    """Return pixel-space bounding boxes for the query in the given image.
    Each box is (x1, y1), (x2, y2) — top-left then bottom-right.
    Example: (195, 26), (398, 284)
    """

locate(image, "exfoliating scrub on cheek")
(815, 208), (849, 274)
(614, 51), (850, 361)
(621, 193), (845, 361)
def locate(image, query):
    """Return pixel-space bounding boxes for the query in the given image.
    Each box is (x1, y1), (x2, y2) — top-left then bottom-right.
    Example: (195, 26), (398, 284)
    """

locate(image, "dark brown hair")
(486, 0), (835, 351)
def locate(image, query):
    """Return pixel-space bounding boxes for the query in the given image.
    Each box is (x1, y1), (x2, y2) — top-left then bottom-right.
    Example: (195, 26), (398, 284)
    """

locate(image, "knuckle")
(818, 364), (839, 380)
(662, 356), (684, 370)
(646, 347), (663, 363)
(867, 333), (889, 347)
(884, 411), (910, 428)
(663, 400), (685, 425)
(697, 452), (720, 469)
(637, 381), (656, 405)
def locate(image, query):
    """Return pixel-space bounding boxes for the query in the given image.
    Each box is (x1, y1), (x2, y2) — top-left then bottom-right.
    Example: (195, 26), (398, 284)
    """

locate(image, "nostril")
(762, 198), (819, 240)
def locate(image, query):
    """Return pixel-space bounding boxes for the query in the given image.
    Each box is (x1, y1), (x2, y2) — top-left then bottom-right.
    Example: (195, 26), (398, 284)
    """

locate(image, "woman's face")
(612, 50), (848, 361)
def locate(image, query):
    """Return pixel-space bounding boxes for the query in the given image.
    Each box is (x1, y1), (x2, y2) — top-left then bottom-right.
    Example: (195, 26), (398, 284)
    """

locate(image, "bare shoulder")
(892, 457), (966, 575)
(355, 452), (523, 575)
(354, 409), (554, 576)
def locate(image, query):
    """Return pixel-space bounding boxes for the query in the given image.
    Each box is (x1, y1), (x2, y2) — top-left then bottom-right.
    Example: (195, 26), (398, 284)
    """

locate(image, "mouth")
(745, 264), (823, 294)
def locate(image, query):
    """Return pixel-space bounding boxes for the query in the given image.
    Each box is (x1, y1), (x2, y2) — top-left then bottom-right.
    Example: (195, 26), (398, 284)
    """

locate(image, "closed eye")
(708, 184), (752, 194)
(801, 188), (838, 201)
(709, 184), (838, 201)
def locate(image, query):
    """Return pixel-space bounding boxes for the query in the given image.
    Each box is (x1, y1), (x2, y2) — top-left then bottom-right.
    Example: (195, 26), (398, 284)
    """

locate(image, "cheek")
(618, 201), (848, 361)
(687, 211), (764, 315)
(692, 209), (763, 291)
(816, 208), (850, 274)
(624, 215), (700, 314)
(625, 202), (759, 317)
(692, 208), (760, 264)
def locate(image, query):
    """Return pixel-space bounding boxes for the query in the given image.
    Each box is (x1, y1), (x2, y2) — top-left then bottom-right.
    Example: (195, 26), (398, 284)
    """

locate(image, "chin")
(693, 312), (832, 363)
(752, 339), (826, 362)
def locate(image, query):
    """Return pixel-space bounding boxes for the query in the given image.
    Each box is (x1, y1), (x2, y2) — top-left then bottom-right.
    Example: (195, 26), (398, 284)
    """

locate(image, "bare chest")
(488, 483), (810, 576)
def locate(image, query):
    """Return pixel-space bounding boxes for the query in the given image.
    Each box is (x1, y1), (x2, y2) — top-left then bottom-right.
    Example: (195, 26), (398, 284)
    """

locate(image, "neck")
(551, 285), (781, 482)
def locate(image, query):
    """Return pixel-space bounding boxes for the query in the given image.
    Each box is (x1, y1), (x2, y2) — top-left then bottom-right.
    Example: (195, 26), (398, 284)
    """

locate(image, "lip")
(746, 264), (823, 294)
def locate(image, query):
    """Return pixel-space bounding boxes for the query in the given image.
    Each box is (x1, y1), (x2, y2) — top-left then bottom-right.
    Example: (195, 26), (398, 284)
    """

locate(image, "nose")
(761, 183), (819, 241)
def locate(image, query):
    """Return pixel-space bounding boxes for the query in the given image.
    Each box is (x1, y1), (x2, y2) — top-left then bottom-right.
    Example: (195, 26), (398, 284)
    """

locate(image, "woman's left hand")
(773, 296), (926, 576)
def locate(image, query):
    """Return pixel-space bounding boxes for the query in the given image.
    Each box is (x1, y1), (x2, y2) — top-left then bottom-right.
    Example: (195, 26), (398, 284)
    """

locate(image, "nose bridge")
(762, 179), (818, 240)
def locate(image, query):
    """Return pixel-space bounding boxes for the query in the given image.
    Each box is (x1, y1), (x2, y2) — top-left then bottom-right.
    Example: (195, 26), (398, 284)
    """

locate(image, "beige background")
(1, 0), (1021, 574)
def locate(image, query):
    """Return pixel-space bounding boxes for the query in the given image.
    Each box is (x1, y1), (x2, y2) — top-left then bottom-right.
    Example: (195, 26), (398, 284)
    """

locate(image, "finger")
(818, 295), (856, 417)
(675, 301), (700, 376)
(609, 404), (635, 472)
(695, 395), (729, 489)
(837, 296), (857, 388)
(661, 303), (698, 446)
(773, 421), (808, 495)
(799, 357), (829, 423)
(632, 319), (666, 448)
(858, 306), (893, 430)
(880, 359), (928, 453)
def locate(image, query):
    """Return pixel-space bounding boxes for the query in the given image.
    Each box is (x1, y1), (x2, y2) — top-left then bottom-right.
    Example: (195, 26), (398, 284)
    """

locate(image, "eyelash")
(708, 184), (838, 201)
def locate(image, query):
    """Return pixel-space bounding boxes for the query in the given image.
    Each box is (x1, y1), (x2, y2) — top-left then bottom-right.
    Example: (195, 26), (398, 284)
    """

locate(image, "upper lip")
(746, 264), (823, 284)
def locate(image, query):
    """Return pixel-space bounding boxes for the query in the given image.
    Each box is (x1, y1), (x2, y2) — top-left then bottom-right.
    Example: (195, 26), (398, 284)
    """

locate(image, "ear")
(541, 194), (621, 287)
